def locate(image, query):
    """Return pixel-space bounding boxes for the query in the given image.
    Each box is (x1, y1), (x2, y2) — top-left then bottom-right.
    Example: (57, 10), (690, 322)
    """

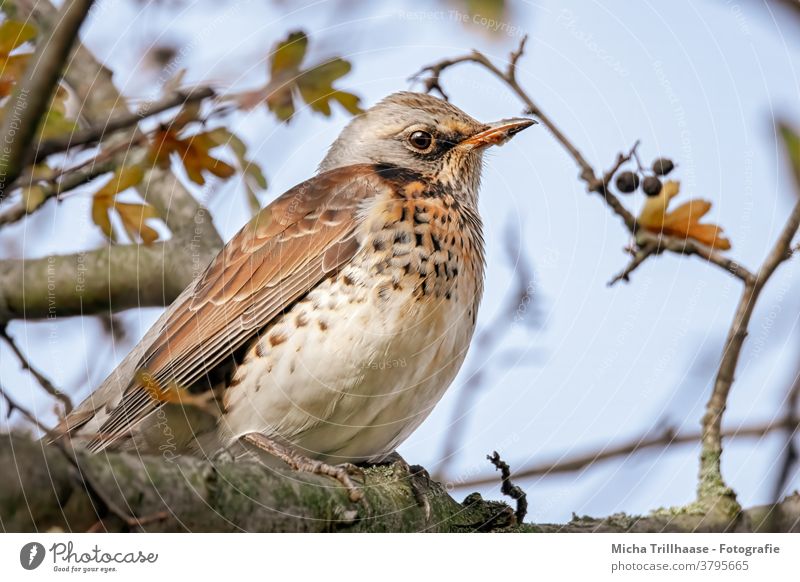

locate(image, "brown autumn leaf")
(150, 126), (236, 186)
(638, 180), (732, 251)
(0, 20), (36, 98)
(237, 30), (362, 122)
(91, 166), (160, 245)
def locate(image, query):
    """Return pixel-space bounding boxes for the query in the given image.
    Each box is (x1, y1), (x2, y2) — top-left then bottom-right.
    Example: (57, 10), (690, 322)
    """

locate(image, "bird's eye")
(408, 130), (433, 150)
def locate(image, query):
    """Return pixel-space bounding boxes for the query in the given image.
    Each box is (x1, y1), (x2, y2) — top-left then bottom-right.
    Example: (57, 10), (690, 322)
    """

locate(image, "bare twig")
(487, 451), (527, 524)
(0, 325), (72, 412)
(33, 86), (215, 163)
(0, 381), (51, 433)
(450, 419), (796, 490)
(0, 0), (95, 197)
(608, 241), (660, 286)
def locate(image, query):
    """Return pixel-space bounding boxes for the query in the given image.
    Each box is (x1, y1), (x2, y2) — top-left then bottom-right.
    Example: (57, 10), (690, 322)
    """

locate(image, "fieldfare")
(53, 92), (534, 500)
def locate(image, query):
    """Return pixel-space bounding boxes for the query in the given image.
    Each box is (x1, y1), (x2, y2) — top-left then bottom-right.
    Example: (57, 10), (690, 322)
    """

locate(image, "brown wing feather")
(82, 165), (385, 451)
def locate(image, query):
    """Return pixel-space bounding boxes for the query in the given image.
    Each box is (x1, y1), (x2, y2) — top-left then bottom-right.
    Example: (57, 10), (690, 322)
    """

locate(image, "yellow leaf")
(0, 53), (29, 97)
(91, 166), (147, 243)
(638, 180), (680, 229)
(0, 20), (36, 56)
(239, 30), (362, 122)
(661, 199), (712, 229)
(637, 179), (731, 250)
(94, 166), (144, 200)
(115, 202), (160, 245)
(270, 30), (307, 76)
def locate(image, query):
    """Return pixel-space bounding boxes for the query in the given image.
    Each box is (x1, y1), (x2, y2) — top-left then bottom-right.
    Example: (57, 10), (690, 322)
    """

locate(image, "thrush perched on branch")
(53, 92), (534, 500)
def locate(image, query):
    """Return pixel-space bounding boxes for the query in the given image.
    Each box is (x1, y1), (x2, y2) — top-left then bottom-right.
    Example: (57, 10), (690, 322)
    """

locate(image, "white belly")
(220, 262), (478, 463)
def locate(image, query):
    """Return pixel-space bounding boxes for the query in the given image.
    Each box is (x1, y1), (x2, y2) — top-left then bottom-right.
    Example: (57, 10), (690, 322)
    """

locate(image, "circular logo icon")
(19, 542), (45, 570)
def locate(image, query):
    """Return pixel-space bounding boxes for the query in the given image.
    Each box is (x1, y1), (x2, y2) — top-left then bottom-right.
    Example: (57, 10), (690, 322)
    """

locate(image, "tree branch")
(1, 434), (797, 532)
(0, 0), (225, 324)
(0, 0), (95, 197)
(33, 87), (216, 163)
(0, 241), (200, 323)
(698, 126), (800, 512)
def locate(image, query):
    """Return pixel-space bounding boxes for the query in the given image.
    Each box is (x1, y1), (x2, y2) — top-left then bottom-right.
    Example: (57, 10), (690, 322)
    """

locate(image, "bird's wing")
(57, 164), (386, 451)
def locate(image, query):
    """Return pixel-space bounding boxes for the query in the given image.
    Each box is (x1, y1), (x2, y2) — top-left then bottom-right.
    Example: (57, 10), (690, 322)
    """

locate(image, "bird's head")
(319, 91), (535, 201)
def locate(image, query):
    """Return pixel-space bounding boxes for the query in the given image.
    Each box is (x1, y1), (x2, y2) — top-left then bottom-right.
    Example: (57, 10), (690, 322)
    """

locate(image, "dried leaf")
(91, 166), (159, 244)
(0, 20), (36, 55)
(116, 202), (160, 245)
(238, 30), (362, 122)
(270, 31), (307, 76)
(0, 53), (29, 97)
(0, 20), (36, 98)
(150, 127), (235, 186)
(638, 180), (731, 250)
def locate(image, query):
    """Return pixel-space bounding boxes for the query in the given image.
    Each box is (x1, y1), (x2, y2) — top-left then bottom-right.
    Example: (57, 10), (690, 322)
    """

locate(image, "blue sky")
(2, 0), (800, 523)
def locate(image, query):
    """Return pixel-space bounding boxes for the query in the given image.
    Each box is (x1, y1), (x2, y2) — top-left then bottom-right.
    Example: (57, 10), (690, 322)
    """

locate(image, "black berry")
(652, 157), (675, 176)
(615, 171), (640, 194)
(642, 175), (663, 197)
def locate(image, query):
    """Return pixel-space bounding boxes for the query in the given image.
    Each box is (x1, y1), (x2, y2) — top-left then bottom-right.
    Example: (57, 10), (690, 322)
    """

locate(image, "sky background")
(2, 0), (800, 524)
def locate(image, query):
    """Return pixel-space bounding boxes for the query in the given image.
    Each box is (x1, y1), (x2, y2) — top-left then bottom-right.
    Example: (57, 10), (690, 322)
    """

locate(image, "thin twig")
(450, 419), (796, 490)
(0, 0), (96, 198)
(487, 451), (527, 524)
(33, 86), (215, 162)
(0, 325), (72, 412)
(608, 241), (660, 286)
(0, 381), (51, 434)
(0, 160), (116, 227)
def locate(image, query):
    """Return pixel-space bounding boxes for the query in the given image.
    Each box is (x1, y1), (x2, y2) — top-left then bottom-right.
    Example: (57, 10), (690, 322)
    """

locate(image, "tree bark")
(2, 435), (798, 533)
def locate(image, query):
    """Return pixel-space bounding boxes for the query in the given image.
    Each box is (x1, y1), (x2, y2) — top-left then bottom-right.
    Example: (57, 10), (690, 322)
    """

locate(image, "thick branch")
(1, 435), (797, 532)
(0, 0), (95, 197)
(0, 241), (201, 322)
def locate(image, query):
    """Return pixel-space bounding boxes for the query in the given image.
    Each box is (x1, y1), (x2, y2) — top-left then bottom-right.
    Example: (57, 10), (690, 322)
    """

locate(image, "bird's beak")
(459, 117), (537, 150)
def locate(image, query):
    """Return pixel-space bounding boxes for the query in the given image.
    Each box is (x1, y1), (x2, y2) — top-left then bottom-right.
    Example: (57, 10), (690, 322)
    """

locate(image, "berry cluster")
(615, 157), (675, 197)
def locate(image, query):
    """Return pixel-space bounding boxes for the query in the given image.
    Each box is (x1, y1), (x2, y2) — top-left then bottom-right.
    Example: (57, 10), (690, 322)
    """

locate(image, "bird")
(52, 92), (534, 500)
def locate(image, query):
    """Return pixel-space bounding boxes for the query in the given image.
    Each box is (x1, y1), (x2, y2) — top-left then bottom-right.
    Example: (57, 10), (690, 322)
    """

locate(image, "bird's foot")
(241, 433), (364, 502)
(374, 452), (432, 521)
